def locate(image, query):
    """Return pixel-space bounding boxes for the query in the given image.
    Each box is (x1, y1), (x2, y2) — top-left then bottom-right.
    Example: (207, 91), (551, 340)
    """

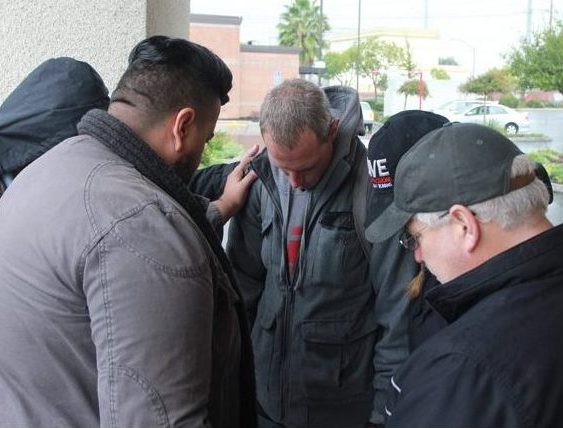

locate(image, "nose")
(413, 246), (423, 264)
(288, 173), (303, 189)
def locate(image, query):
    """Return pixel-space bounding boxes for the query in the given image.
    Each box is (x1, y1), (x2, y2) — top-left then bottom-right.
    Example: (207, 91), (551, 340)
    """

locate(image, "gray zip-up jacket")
(0, 135), (250, 427)
(227, 87), (409, 427)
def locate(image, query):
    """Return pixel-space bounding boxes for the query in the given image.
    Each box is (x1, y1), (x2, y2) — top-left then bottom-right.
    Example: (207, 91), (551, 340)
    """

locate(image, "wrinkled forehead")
(265, 129), (322, 170)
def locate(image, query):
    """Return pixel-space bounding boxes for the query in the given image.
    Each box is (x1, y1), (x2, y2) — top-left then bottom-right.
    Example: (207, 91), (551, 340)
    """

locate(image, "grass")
(484, 122), (562, 183)
(484, 120), (550, 141)
(529, 149), (563, 184)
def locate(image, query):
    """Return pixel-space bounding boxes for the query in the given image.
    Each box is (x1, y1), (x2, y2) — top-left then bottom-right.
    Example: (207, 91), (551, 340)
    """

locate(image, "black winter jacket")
(386, 224), (563, 428)
(0, 57), (109, 190)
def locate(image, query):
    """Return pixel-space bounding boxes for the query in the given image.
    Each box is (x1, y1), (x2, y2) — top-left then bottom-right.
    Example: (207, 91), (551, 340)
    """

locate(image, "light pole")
(356, 0), (361, 92)
(449, 38), (476, 77)
(317, 0), (324, 85)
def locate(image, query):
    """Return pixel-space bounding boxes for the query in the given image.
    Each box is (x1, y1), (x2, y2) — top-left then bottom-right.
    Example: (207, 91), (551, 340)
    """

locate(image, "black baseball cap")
(366, 122), (546, 243)
(367, 110), (449, 193)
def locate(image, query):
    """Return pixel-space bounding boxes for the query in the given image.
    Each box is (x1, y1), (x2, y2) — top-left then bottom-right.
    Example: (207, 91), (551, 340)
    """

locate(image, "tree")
(459, 68), (516, 99)
(459, 68), (516, 123)
(507, 21), (563, 95)
(355, 36), (406, 99)
(400, 40), (417, 78)
(277, 0), (330, 66)
(430, 68), (450, 80)
(397, 78), (429, 109)
(395, 40), (429, 109)
(324, 49), (355, 86)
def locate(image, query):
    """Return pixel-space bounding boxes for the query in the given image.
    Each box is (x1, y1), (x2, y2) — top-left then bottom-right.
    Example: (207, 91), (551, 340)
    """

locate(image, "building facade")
(189, 14), (300, 119)
(0, 0), (190, 101)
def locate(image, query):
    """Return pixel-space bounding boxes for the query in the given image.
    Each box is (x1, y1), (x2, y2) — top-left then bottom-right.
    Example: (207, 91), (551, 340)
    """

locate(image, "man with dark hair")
(369, 123), (563, 428)
(0, 36), (257, 427)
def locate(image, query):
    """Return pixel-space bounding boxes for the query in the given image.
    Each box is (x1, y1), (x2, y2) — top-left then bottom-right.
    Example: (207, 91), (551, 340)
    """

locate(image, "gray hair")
(259, 79), (332, 148)
(416, 154), (550, 229)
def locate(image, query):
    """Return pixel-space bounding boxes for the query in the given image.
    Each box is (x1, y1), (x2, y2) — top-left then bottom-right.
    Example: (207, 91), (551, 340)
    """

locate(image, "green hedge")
(365, 98), (384, 112)
(499, 94), (519, 108)
(200, 131), (244, 167)
(525, 99), (544, 108)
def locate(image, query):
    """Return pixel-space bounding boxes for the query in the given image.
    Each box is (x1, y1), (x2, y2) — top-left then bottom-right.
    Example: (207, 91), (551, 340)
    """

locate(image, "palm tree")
(277, 0), (330, 66)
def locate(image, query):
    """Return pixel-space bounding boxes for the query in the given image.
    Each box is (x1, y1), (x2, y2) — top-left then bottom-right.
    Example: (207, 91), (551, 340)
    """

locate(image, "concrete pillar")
(147, 0), (190, 39)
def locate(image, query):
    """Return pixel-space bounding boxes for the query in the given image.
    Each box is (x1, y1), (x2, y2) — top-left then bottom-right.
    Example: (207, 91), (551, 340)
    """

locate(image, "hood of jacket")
(0, 57), (109, 175)
(324, 85), (365, 161)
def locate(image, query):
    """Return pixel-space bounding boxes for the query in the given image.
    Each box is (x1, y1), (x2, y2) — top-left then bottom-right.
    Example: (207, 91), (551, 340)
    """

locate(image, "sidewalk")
(216, 119), (260, 135)
(216, 119), (262, 149)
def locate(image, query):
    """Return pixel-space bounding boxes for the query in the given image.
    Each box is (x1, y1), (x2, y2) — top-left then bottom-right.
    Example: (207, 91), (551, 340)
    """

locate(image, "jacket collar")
(426, 223), (563, 323)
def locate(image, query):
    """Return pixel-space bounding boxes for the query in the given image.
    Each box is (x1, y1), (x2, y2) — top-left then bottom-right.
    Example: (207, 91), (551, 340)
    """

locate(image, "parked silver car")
(451, 104), (530, 135)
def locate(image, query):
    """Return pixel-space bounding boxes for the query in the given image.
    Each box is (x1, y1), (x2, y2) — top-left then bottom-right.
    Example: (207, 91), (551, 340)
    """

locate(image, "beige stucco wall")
(0, 0), (190, 102)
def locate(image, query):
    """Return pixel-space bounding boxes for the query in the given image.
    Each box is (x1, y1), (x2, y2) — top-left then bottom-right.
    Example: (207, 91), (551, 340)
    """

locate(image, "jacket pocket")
(310, 211), (366, 287)
(252, 308), (279, 404)
(298, 319), (378, 402)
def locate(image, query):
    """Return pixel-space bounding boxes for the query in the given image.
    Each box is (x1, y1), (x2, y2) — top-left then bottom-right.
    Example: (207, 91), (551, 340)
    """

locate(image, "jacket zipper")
(279, 284), (294, 420)
(265, 181), (291, 421)
(279, 196), (309, 420)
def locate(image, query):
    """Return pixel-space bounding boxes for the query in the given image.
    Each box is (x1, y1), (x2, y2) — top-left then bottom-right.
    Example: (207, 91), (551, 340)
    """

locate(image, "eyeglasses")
(399, 211), (450, 251)
(399, 226), (429, 251)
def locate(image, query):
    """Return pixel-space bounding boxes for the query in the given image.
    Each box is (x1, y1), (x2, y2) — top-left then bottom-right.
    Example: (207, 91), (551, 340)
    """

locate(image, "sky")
(191, 0), (563, 74)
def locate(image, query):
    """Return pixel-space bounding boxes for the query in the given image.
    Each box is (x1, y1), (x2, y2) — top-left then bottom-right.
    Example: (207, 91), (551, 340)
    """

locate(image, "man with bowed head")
(0, 36), (257, 427)
(369, 122), (563, 427)
(227, 79), (407, 428)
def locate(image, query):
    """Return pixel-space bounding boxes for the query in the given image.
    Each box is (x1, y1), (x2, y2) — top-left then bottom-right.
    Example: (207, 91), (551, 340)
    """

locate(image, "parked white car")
(432, 99), (488, 120)
(451, 104), (530, 135)
(360, 101), (375, 133)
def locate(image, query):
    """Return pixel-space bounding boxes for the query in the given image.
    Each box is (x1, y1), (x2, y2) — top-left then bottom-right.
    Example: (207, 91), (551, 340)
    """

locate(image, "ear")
(171, 107), (196, 153)
(449, 204), (481, 253)
(327, 118), (339, 142)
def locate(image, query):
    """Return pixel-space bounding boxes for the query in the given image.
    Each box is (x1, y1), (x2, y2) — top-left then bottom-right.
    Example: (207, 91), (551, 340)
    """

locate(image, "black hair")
(111, 36), (232, 121)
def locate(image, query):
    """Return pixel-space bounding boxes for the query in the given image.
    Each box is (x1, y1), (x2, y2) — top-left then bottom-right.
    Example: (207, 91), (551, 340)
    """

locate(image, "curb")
(511, 137), (553, 144)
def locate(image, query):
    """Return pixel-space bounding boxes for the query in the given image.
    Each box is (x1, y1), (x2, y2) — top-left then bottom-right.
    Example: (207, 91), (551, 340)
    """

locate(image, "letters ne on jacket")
(227, 86), (409, 427)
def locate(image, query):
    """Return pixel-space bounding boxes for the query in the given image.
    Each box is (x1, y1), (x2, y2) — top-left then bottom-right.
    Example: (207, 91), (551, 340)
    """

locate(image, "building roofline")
(190, 13), (242, 26)
(327, 27), (440, 42)
(240, 44), (301, 54)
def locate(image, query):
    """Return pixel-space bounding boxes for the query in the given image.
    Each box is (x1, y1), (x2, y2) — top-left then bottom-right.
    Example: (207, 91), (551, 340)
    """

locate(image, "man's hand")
(212, 144), (260, 223)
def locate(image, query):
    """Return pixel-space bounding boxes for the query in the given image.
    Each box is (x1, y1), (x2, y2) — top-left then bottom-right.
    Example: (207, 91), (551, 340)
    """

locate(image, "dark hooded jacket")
(0, 57), (109, 192)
